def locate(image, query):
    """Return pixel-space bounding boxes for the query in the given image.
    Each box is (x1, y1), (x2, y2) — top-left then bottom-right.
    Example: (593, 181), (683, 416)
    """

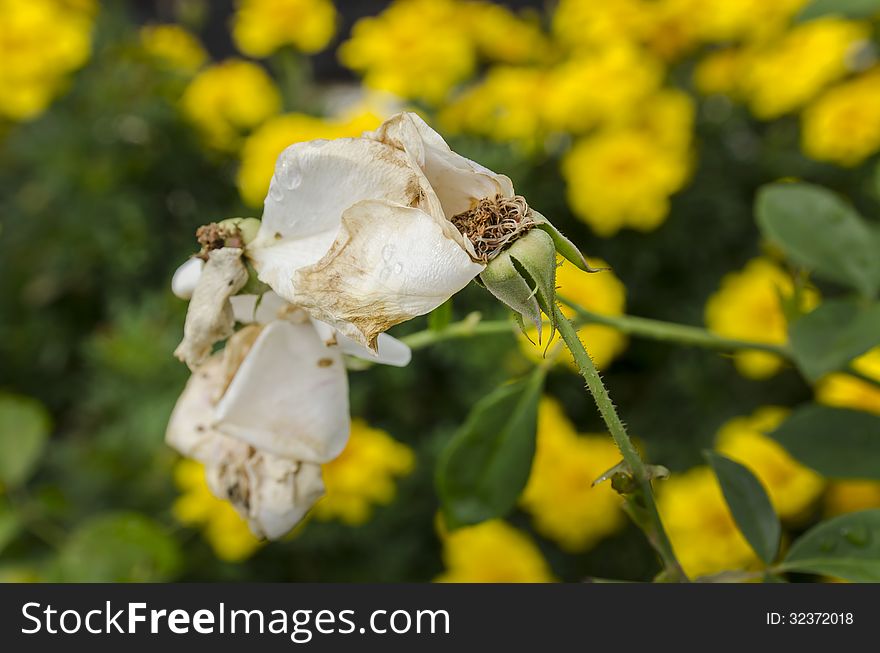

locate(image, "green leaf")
(480, 250), (542, 337)
(771, 405), (880, 479)
(531, 210), (595, 273)
(799, 0), (880, 21)
(57, 512), (181, 582)
(789, 298), (880, 382)
(0, 505), (21, 555)
(428, 299), (453, 332)
(779, 510), (880, 581)
(756, 183), (880, 298)
(0, 393), (51, 488)
(436, 370), (545, 528)
(705, 451), (781, 564)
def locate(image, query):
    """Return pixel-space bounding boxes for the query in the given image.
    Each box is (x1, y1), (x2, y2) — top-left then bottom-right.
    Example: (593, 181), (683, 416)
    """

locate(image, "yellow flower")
(518, 258), (628, 371)
(802, 71), (880, 167)
(461, 1), (550, 65)
(140, 24), (208, 74)
(824, 480), (880, 517)
(172, 459), (262, 562)
(0, 0), (95, 121)
(562, 129), (690, 237)
(691, 0), (806, 44)
(237, 109), (382, 206)
(739, 18), (869, 119)
(339, 0), (476, 104)
(694, 48), (743, 96)
(716, 406), (824, 521)
(551, 0), (646, 53)
(180, 59), (281, 151)
(817, 347), (880, 416)
(659, 466), (759, 578)
(520, 398), (625, 551)
(435, 519), (554, 582)
(232, 0), (337, 57)
(705, 257), (818, 379)
(544, 44), (663, 134)
(440, 66), (549, 145)
(313, 419), (414, 526)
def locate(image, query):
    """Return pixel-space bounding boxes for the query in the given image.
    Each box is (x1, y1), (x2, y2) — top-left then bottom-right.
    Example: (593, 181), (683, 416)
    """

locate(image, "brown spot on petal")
(317, 358), (333, 367)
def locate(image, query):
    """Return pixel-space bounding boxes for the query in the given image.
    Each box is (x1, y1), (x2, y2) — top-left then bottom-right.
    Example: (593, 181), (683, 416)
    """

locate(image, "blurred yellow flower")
(180, 59), (281, 151)
(0, 0), (95, 121)
(461, 1), (550, 65)
(232, 0), (337, 57)
(521, 397), (625, 551)
(435, 519), (554, 582)
(694, 48), (743, 97)
(691, 0), (805, 44)
(824, 480), (880, 517)
(802, 71), (880, 167)
(544, 44), (664, 134)
(716, 406), (824, 521)
(440, 66), (550, 145)
(518, 258), (628, 371)
(140, 24), (208, 74)
(562, 129), (690, 237)
(237, 109), (382, 206)
(739, 18), (869, 119)
(313, 419), (414, 526)
(659, 466), (758, 578)
(339, 0), (476, 104)
(705, 257), (818, 379)
(817, 347), (880, 416)
(552, 0), (645, 53)
(172, 459), (262, 562)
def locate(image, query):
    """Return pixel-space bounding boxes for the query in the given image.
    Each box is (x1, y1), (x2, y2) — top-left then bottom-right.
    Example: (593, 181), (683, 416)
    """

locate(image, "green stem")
(401, 313), (518, 350)
(558, 295), (791, 356)
(552, 304), (687, 582)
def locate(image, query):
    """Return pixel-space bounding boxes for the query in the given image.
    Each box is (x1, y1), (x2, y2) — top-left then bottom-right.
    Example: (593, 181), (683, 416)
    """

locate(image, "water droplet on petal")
(382, 244), (396, 262)
(393, 262), (403, 274)
(276, 152), (302, 190)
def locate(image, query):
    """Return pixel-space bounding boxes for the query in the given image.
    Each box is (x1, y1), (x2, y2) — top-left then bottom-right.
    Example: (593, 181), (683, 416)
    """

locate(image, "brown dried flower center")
(450, 194), (535, 263)
(196, 222), (245, 258)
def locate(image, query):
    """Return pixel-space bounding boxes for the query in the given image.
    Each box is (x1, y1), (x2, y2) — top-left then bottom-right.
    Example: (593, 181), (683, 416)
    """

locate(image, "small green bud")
(480, 228), (557, 342)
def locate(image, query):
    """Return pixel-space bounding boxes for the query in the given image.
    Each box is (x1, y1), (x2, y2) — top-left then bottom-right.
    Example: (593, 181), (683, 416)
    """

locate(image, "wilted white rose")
(244, 111), (537, 349)
(166, 309), (348, 538)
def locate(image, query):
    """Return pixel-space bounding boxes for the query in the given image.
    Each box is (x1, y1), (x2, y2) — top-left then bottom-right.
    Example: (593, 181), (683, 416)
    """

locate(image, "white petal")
(294, 200), (484, 348)
(173, 248), (249, 370)
(230, 291), (288, 324)
(310, 318), (412, 367)
(171, 258), (204, 300)
(165, 354), (227, 461)
(213, 320), (350, 463)
(245, 457), (324, 539)
(368, 112), (515, 218)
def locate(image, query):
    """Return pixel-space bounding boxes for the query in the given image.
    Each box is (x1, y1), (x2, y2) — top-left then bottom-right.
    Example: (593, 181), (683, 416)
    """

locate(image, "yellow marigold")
(440, 66), (550, 145)
(817, 347), (880, 416)
(339, 0), (476, 104)
(691, 0), (806, 44)
(552, 0), (646, 53)
(461, 1), (550, 65)
(518, 258), (628, 371)
(705, 257), (818, 379)
(172, 459), (262, 562)
(659, 466), (758, 578)
(562, 129), (690, 237)
(435, 519), (554, 582)
(739, 17), (869, 119)
(802, 71), (880, 167)
(0, 0), (94, 121)
(544, 44), (664, 134)
(716, 406), (824, 521)
(140, 24), (208, 74)
(232, 0), (336, 57)
(520, 397), (625, 551)
(313, 419), (414, 526)
(824, 480), (880, 517)
(694, 48), (743, 96)
(180, 59), (281, 151)
(237, 109), (382, 206)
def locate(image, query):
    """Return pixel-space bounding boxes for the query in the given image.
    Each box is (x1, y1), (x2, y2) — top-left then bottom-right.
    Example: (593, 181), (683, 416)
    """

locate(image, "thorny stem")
(551, 304), (687, 582)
